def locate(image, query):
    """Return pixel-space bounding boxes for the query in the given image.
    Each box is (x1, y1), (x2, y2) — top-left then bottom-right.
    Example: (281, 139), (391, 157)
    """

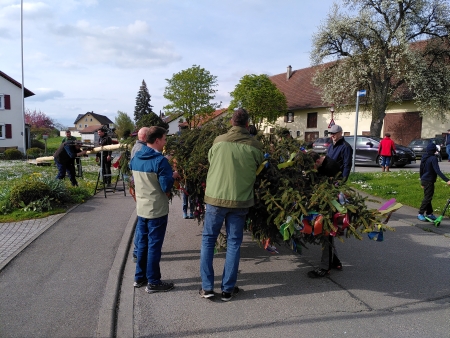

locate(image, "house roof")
(178, 108), (229, 128)
(73, 112), (114, 125)
(269, 65), (327, 111)
(0, 70), (35, 98)
(270, 40), (440, 111)
(78, 124), (103, 134)
(164, 112), (184, 123)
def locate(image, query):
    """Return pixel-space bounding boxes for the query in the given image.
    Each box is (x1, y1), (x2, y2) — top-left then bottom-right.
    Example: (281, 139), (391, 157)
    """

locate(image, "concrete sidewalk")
(119, 195), (450, 338)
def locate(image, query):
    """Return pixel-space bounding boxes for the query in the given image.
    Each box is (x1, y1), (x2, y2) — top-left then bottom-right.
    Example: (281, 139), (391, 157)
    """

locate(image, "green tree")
(311, 0), (450, 137)
(134, 80), (153, 123)
(163, 65), (221, 129)
(135, 111), (169, 130)
(229, 74), (288, 130)
(114, 111), (135, 139)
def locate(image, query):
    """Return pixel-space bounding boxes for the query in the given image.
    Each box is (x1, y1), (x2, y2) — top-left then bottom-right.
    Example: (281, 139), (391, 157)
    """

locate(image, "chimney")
(286, 65), (292, 81)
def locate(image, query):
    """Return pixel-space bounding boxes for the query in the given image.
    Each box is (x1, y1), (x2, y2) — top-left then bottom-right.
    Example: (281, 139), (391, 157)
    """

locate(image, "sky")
(0, 0), (336, 128)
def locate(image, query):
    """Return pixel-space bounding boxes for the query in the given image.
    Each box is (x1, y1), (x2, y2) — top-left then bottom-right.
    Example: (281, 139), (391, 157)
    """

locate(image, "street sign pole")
(352, 90), (366, 173)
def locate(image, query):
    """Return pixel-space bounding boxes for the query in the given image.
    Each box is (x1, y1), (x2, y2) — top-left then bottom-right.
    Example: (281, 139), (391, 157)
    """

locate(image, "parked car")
(407, 138), (446, 161)
(343, 135), (416, 167)
(312, 137), (331, 153)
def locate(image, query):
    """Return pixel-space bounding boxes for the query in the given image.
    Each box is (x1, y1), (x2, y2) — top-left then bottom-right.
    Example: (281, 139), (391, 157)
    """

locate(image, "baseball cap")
(329, 125), (343, 134)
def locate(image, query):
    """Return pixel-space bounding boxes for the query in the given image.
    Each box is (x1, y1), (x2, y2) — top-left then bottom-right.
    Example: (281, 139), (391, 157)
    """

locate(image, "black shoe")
(307, 268), (330, 278)
(133, 278), (147, 288)
(145, 281), (174, 293)
(221, 286), (239, 302)
(199, 288), (215, 299)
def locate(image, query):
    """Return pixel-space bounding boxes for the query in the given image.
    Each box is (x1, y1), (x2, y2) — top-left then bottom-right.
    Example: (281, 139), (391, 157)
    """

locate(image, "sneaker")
(189, 213), (194, 219)
(183, 212), (188, 219)
(221, 286), (239, 302)
(426, 214), (437, 221)
(417, 214), (427, 222)
(133, 278), (147, 288)
(199, 288), (215, 299)
(307, 268), (330, 278)
(145, 281), (174, 293)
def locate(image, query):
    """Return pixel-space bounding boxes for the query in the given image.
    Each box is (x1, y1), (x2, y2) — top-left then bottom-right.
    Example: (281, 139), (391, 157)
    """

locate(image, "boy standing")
(418, 143), (450, 222)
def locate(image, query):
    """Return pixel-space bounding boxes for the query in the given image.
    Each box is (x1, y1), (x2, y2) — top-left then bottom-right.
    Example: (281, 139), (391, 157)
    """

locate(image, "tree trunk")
(369, 84), (389, 137)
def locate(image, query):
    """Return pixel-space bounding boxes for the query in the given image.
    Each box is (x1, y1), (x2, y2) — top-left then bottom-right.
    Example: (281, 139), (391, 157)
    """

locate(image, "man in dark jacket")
(326, 125), (352, 181)
(308, 151), (343, 278)
(54, 141), (87, 186)
(95, 127), (113, 185)
(418, 143), (450, 222)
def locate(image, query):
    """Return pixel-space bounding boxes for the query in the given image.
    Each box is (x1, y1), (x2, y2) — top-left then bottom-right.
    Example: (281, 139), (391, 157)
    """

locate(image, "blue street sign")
(357, 89), (366, 97)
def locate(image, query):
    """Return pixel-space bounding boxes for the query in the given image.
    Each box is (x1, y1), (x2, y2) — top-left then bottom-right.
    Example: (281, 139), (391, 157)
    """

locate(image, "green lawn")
(348, 171), (450, 215)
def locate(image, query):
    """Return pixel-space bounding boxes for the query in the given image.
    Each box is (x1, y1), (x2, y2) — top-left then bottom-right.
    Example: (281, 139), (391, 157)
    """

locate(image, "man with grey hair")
(308, 124), (352, 279)
(131, 127), (149, 160)
(199, 108), (264, 301)
(131, 127), (150, 262)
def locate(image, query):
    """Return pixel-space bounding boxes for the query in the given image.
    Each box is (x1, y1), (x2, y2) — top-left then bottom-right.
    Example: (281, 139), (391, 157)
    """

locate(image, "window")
(85, 118), (87, 122)
(0, 94), (11, 110)
(90, 118), (93, 121)
(79, 124), (82, 128)
(284, 112), (294, 123)
(307, 112), (317, 128)
(84, 124), (87, 128)
(0, 124), (12, 139)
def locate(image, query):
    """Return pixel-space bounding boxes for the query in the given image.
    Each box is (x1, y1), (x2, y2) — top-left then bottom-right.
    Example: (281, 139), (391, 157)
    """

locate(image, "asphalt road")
(353, 158), (430, 173)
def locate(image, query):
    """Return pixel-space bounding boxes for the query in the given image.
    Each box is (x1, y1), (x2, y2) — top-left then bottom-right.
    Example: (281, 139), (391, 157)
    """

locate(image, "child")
(417, 143), (450, 222)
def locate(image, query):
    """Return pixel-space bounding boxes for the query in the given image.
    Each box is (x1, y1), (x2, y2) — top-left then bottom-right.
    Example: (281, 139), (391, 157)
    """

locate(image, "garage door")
(384, 112), (422, 146)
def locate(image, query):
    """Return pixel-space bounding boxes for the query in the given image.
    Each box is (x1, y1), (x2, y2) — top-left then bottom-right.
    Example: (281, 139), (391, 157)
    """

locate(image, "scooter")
(425, 198), (450, 227)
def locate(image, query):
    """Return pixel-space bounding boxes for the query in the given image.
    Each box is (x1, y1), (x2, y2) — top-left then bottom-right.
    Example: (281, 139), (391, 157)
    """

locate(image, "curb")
(96, 208), (137, 338)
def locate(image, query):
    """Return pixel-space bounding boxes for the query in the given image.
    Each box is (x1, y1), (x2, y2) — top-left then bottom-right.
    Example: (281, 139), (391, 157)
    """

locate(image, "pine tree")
(134, 80), (153, 123)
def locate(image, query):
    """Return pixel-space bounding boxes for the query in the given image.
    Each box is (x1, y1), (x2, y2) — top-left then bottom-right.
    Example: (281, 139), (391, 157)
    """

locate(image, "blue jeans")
(135, 215), (168, 284)
(381, 156), (391, 167)
(182, 192), (194, 214)
(200, 204), (248, 293)
(446, 145), (450, 159)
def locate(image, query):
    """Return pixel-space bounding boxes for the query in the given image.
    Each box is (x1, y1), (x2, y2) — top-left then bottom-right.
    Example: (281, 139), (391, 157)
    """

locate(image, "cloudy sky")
(1, 0), (335, 127)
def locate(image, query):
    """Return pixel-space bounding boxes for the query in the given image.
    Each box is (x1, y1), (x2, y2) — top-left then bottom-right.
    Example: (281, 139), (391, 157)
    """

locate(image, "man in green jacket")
(199, 108), (263, 301)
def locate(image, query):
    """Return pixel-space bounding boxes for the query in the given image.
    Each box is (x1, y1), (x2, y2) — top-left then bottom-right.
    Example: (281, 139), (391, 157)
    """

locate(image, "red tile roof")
(269, 65), (328, 111)
(270, 40), (441, 110)
(178, 108), (228, 128)
(78, 125), (103, 133)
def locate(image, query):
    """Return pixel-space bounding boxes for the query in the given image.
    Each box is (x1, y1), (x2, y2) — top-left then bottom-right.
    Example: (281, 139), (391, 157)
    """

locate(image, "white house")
(0, 71), (34, 154)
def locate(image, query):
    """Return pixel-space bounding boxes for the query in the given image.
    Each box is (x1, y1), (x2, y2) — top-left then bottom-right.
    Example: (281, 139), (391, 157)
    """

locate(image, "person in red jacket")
(378, 133), (396, 172)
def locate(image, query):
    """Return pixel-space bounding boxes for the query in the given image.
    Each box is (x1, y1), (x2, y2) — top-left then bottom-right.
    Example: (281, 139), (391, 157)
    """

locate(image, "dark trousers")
(55, 160), (78, 186)
(100, 157), (112, 184)
(419, 180), (434, 215)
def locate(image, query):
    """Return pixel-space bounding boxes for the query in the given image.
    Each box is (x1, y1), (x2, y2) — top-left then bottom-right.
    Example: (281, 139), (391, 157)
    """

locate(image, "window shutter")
(5, 95), (11, 110)
(6, 124), (12, 138)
